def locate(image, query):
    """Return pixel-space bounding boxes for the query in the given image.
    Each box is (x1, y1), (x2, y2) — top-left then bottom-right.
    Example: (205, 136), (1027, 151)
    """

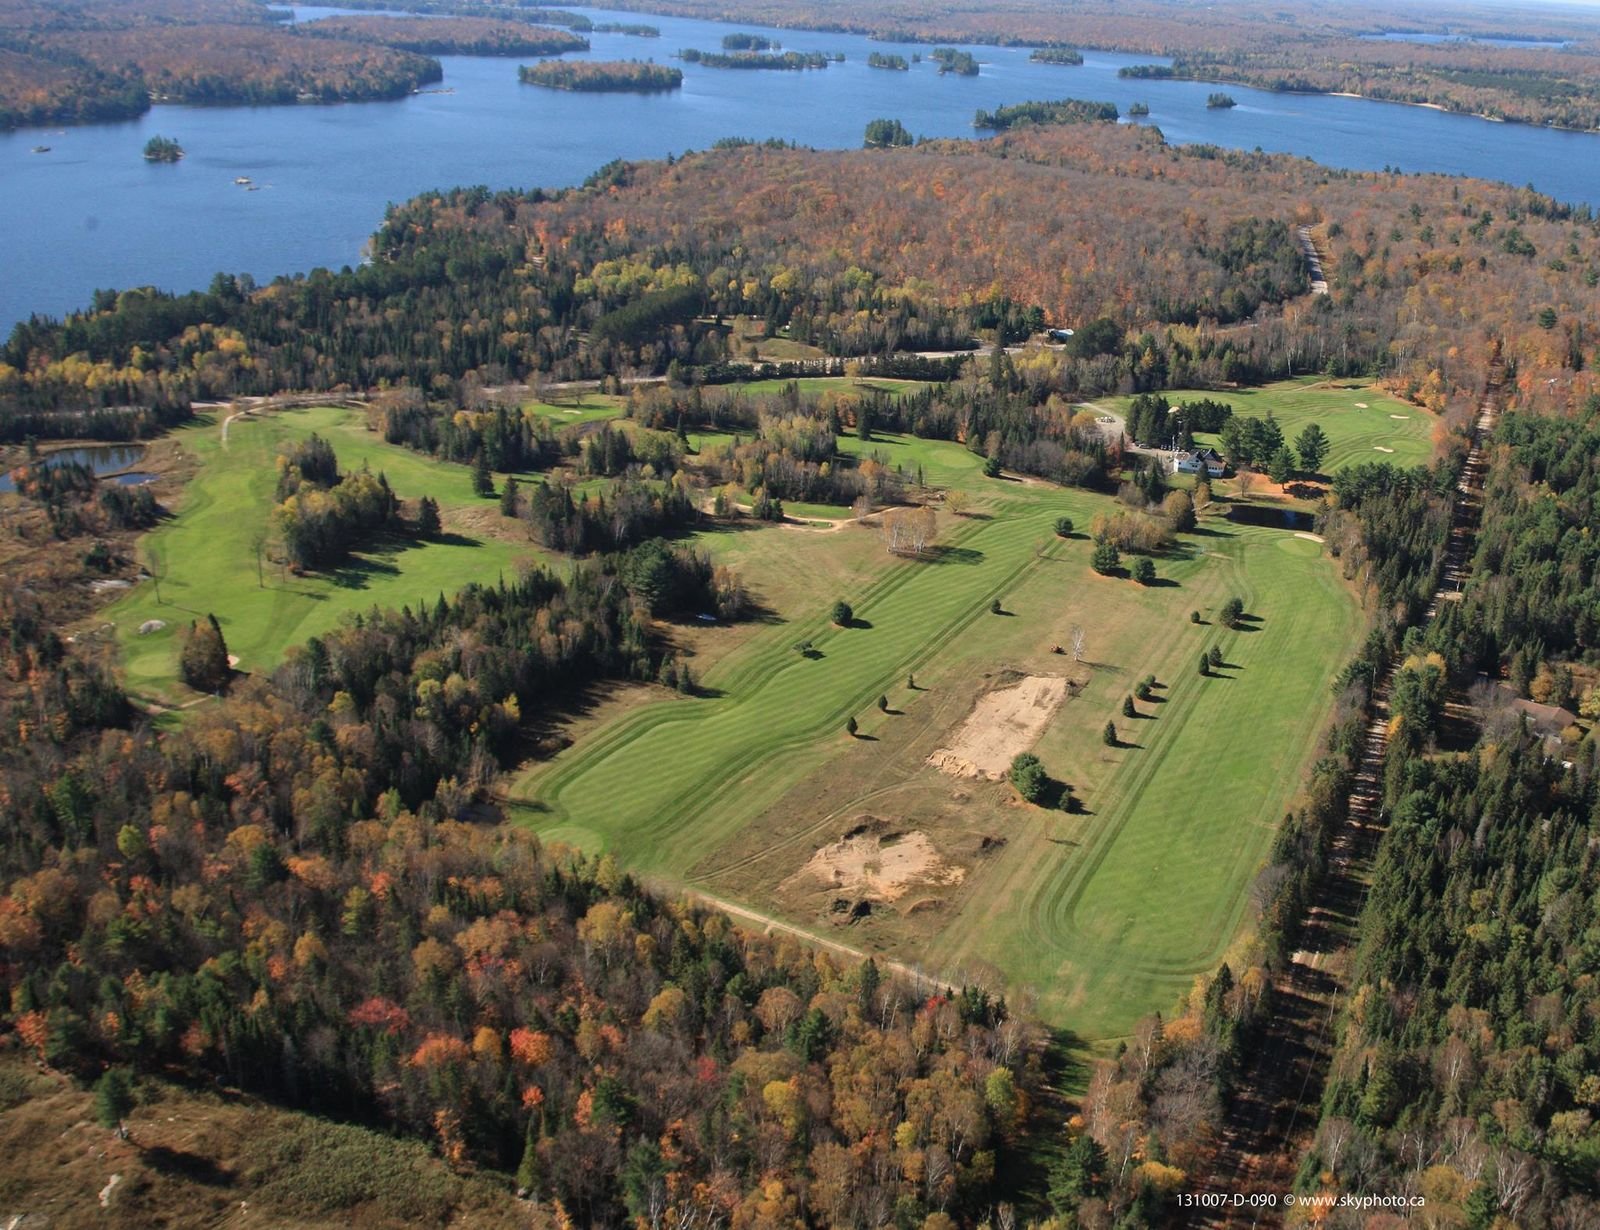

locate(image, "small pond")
(0, 444), (147, 493)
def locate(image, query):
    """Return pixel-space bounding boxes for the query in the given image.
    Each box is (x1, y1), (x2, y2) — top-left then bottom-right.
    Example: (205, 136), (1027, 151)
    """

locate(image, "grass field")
(525, 394), (625, 425)
(510, 433), (1363, 1041)
(1108, 377), (1435, 473)
(107, 406), (535, 703)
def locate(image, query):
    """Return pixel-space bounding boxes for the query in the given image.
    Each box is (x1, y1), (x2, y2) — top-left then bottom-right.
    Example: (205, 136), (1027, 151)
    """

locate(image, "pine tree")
(1103, 720), (1117, 746)
(180, 613), (231, 693)
(416, 495), (442, 538)
(846, 716), (858, 737)
(472, 451), (495, 498)
(500, 475), (520, 518)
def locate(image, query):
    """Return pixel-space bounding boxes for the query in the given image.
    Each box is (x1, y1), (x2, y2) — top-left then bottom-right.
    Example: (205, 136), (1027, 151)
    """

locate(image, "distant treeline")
(303, 16), (589, 57)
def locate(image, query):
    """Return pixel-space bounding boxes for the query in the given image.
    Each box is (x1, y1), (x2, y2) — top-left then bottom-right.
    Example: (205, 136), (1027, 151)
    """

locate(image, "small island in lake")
(1207, 91), (1238, 108)
(974, 97), (1118, 130)
(680, 48), (837, 69)
(593, 22), (660, 37)
(519, 60), (682, 92)
(868, 52), (909, 71)
(1128, 101), (1150, 116)
(143, 134), (183, 162)
(930, 47), (979, 76)
(1030, 47), (1084, 65)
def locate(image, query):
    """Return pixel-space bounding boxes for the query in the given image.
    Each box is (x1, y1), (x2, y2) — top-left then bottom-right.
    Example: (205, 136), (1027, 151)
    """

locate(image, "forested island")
(679, 47), (837, 69)
(141, 134), (183, 161)
(1206, 91), (1237, 108)
(867, 51), (909, 70)
(1029, 47), (1083, 65)
(930, 46), (979, 75)
(973, 97), (1118, 130)
(592, 21), (659, 36)
(519, 59), (682, 92)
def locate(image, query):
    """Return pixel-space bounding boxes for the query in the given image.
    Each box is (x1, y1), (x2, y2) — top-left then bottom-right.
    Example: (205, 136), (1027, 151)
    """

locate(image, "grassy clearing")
(524, 394), (625, 425)
(1109, 377), (1435, 473)
(107, 406), (534, 703)
(511, 431), (1363, 1039)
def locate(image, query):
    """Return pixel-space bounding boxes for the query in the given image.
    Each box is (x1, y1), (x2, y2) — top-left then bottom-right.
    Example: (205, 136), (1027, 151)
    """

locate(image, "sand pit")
(1373, 445), (1395, 453)
(928, 674), (1068, 779)
(1390, 414), (1409, 419)
(1354, 402), (1369, 408)
(798, 825), (964, 903)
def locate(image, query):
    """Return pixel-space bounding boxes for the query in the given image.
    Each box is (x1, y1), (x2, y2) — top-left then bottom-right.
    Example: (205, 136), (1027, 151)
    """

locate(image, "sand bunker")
(1390, 414), (1409, 419)
(1354, 401), (1369, 408)
(1373, 445), (1395, 453)
(800, 826), (964, 902)
(928, 674), (1068, 779)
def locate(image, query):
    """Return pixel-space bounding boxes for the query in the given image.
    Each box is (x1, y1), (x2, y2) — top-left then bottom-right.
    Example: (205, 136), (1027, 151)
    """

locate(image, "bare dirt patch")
(793, 819), (965, 903)
(927, 674), (1070, 779)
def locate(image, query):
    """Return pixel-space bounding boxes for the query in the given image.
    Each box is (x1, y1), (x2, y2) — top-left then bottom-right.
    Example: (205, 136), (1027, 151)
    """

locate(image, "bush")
(990, 597), (1004, 614)
(1220, 596), (1245, 628)
(1009, 752), (1047, 803)
(983, 455), (1003, 478)
(1209, 644), (1224, 667)
(832, 599), (854, 626)
(1091, 542), (1120, 575)
(1132, 557), (1156, 585)
(1054, 516), (1075, 537)
(1135, 675), (1154, 700)
(1190, 609), (1201, 624)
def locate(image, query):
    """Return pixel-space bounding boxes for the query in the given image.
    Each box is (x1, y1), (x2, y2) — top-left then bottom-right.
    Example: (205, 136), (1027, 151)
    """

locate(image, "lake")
(4, 2), (1600, 333)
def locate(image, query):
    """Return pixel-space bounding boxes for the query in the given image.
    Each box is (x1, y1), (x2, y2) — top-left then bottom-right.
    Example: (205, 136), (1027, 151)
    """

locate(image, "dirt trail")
(1194, 352), (1504, 1227)
(686, 889), (936, 989)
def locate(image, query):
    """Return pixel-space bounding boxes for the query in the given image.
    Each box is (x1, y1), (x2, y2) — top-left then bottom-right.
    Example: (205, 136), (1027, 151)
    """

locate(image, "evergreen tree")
(1122, 695), (1137, 718)
(1048, 1132), (1108, 1212)
(1132, 556), (1156, 585)
(846, 715), (858, 737)
(179, 613), (231, 693)
(1295, 422), (1329, 473)
(832, 599), (854, 626)
(500, 475), (520, 518)
(416, 495), (442, 538)
(1091, 542), (1120, 574)
(93, 1067), (135, 1131)
(472, 451), (495, 498)
(1103, 720), (1117, 746)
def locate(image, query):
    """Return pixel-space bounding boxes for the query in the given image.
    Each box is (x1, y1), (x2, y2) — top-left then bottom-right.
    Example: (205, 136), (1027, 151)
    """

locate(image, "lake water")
(0, 444), (147, 492)
(4, 2), (1600, 333)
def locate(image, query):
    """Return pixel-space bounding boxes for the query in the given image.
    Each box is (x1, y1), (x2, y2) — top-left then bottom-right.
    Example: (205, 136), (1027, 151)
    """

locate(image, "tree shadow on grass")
(139, 1145), (233, 1188)
(850, 733), (879, 742)
(921, 545), (984, 566)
